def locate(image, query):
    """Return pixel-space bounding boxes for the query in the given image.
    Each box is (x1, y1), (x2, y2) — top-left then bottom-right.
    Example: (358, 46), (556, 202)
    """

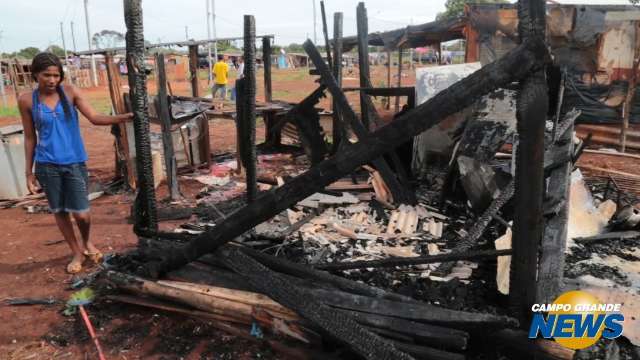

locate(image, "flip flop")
(84, 251), (104, 265)
(67, 259), (83, 274)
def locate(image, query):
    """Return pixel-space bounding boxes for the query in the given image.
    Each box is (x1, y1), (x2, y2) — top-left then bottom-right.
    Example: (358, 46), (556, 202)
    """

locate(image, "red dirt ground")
(1, 66), (638, 359)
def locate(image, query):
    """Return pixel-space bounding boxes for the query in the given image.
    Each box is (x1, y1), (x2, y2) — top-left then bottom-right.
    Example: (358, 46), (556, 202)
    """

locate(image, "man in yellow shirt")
(212, 55), (229, 100)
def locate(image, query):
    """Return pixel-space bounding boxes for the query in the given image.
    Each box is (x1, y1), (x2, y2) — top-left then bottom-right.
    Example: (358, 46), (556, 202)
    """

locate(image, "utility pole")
(83, 0), (98, 86)
(211, 0), (218, 61)
(0, 30), (7, 108)
(312, 0), (318, 44)
(184, 26), (189, 41)
(60, 22), (69, 65)
(206, 0), (213, 83)
(70, 21), (77, 52)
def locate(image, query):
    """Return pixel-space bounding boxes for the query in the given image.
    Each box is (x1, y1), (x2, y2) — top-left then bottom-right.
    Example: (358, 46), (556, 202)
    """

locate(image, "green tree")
(46, 45), (65, 58)
(437, 0), (509, 20)
(286, 43), (304, 53)
(92, 29), (125, 49)
(16, 47), (40, 59)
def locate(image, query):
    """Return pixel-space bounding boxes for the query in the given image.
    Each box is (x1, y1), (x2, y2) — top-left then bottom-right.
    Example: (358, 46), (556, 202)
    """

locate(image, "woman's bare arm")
(67, 85), (132, 125)
(18, 94), (39, 193)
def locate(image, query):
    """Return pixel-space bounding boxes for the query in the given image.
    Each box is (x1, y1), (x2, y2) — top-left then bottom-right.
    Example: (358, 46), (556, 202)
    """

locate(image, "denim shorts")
(35, 162), (90, 213)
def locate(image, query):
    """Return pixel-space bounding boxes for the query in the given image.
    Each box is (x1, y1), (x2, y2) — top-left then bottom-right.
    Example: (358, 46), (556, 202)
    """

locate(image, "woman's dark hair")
(31, 52), (72, 118)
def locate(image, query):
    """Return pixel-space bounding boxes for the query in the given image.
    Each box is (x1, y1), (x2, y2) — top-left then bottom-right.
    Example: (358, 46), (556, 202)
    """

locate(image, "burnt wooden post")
(124, 0), (158, 233)
(262, 37), (273, 103)
(386, 50), (392, 110)
(155, 53), (181, 201)
(320, 1), (333, 70)
(139, 38), (545, 276)
(242, 15), (258, 202)
(235, 78), (245, 175)
(537, 116), (574, 304)
(262, 36), (280, 146)
(395, 48), (403, 113)
(331, 12), (344, 154)
(510, 0), (549, 321)
(104, 51), (134, 187)
(188, 45), (199, 97)
(187, 44), (211, 167)
(356, 2), (371, 130)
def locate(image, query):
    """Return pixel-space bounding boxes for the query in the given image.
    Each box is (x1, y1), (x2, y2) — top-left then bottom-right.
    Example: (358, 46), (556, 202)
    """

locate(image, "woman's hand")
(26, 173), (39, 194)
(119, 113), (134, 123)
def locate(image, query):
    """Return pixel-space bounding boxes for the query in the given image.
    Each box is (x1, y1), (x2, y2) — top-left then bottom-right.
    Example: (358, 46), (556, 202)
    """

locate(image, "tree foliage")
(92, 30), (125, 49)
(437, 0), (509, 20)
(46, 45), (65, 58)
(16, 47), (40, 59)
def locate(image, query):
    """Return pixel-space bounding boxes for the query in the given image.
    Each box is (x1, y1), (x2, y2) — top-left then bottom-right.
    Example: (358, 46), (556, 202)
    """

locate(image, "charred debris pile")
(92, 0), (640, 359)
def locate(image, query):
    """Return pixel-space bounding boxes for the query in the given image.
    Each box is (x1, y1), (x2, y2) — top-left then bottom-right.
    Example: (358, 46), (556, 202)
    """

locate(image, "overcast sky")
(0, 0), (634, 53)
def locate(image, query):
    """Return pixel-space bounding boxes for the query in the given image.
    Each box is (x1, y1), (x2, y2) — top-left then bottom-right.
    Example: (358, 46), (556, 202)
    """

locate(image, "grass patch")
(0, 106), (20, 117)
(273, 69), (308, 82)
(88, 98), (113, 114)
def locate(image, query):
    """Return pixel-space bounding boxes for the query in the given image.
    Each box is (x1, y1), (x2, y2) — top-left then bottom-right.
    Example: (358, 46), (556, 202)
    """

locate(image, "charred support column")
(241, 15), (258, 202)
(188, 45), (199, 97)
(262, 37), (272, 103)
(331, 12), (344, 154)
(510, 0), (548, 321)
(395, 48), (403, 113)
(155, 53), (181, 201)
(386, 50), (392, 110)
(262, 36), (279, 146)
(356, 2), (371, 130)
(124, 0), (158, 233)
(320, 1), (333, 70)
(537, 115), (574, 304)
(104, 51), (132, 186)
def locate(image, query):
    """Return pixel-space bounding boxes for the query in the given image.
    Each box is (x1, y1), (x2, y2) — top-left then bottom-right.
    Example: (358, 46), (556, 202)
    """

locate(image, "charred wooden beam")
(104, 52), (134, 188)
(262, 37), (279, 146)
(124, 0), (158, 233)
(573, 231), (640, 245)
(218, 246), (415, 360)
(235, 78), (246, 175)
(395, 48), (403, 113)
(434, 181), (515, 275)
(242, 15), (258, 202)
(331, 12), (344, 154)
(308, 287), (518, 330)
(262, 37), (273, 103)
(537, 112), (574, 304)
(137, 37), (545, 277)
(154, 53), (181, 201)
(510, 0), (549, 321)
(315, 249), (512, 271)
(187, 45), (199, 97)
(356, 2), (372, 130)
(320, 1), (332, 70)
(304, 40), (414, 204)
(338, 310), (469, 351)
(389, 340), (465, 360)
(240, 246), (412, 302)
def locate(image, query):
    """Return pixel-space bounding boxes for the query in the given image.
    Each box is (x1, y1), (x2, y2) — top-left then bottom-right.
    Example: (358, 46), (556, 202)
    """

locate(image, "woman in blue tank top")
(18, 53), (132, 274)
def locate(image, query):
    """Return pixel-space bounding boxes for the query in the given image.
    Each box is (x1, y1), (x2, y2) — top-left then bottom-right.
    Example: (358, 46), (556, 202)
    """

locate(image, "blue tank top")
(32, 89), (88, 165)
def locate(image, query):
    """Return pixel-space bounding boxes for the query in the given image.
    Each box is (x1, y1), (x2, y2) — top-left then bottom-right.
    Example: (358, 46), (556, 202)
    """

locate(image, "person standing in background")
(212, 54), (229, 100)
(231, 56), (244, 101)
